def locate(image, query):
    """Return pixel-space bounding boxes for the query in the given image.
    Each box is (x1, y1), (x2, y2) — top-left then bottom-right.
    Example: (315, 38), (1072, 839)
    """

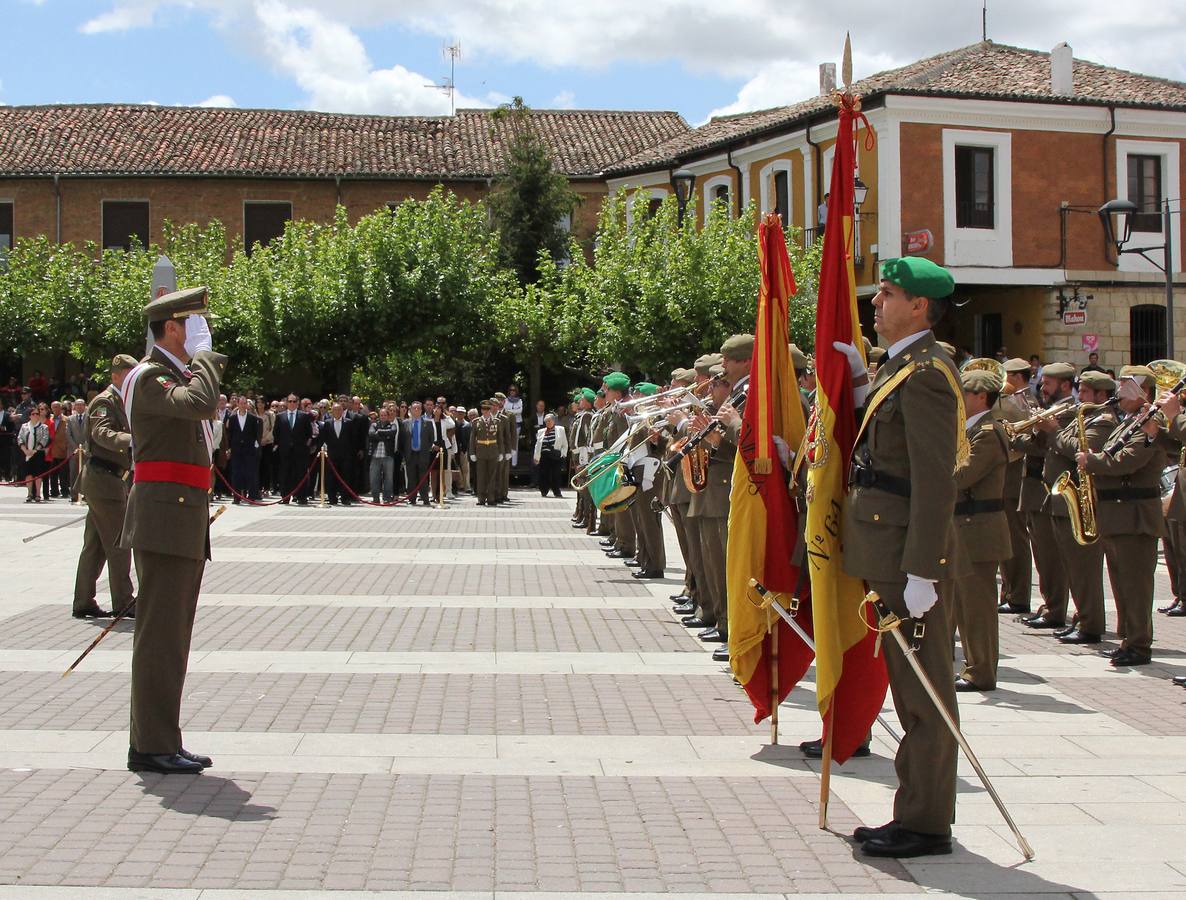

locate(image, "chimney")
(819, 63), (837, 96)
(1050, 42), (1074, 95)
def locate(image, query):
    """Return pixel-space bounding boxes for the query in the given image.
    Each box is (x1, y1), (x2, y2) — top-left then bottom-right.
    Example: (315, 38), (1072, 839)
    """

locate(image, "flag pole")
(768, 607), (779, 745)
(819, 710), (835, 829)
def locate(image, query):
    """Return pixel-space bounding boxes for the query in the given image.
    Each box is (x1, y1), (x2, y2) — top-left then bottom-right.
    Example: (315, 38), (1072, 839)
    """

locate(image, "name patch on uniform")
(156, 376), (176, 389)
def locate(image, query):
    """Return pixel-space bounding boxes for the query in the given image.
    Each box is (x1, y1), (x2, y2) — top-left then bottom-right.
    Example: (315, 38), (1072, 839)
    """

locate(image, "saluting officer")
(72, 354), (139, 620)
(120, 286), (227, 775)
(840, 257), (967, 858)
(951, 368), (1012, 692)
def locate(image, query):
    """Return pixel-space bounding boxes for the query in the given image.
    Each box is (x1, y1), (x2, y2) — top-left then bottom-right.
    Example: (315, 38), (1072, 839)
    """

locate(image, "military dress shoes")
(861, 823), (952, 858)
(632, 570), (663, 579)
(800, 738), (871, 759)
(623, 558), (641, 567)
(682, 616), (712, 628)
(998, 601), (1030, 614)
(698, 628), (726, 643)
(72, 606), (111, 619)
(111, 606), (135, 619)
(673, 602), (696, 615)
(1058, 630), (1101, 645)
(599, 539), (615, 547)
(1166, 605), (1186, 618)
(178, 748), (213, 769)
(605, 550), (628, 559)
(670, 592), (690, 602)
(1110, 648), (1152, 667)
(711, 646), (730, 662)
(853, 820), (897, 843)
(1024, 614), (1065, 630)
(1172, 675), (1186, 686)
(127, 750), (203, 775)
(1158, 598), (1184, 614)
(954, 677), (991, 692)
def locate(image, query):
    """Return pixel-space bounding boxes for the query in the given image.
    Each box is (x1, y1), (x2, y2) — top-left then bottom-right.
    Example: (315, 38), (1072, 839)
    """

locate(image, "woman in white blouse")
(17, 408), (50, 503)
(533, 413), (568, 498)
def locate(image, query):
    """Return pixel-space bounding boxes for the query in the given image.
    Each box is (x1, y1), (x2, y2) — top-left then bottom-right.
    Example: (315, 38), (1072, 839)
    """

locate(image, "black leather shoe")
(998, 602), (1031, 615)
(699, 628), (726, 643)
(682, 616), (712, 628)
(73, 606), (111, 619)
(633, 570), (664, 579)
(606, 550), (628, 559)
(1024, 614), (1066, 630)
(861, 824), (951, 858)
(1053, 623), (1076, 638)
(1158, 598), (1184, 614)
(1099, 647), (1122, 659)
(1110, 649), (1152, 667)
(853, 820), (897, 843)
(711, 646), (730, 662)
(1058, 630), (1101, 645)
(599, 539), (615, 547)
(1173, 675), (1186, 686)
(571, 521), (586, 528)
(670, 593), (691, 602)
(954, 677), (991, 692)
(672, 602), (696, 615)
(127, 750), (203, 775)
(623, 558), (641, 567)
(178, 748), (213, 769)
(1167, 605), (1186, 618)
(800, 738), (871, 759)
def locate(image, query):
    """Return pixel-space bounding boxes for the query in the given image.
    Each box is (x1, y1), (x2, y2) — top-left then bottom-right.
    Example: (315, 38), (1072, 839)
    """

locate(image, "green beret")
(937, 341), (957, 358)
(1003, 357), (1031, 374)
(1078, 370), (1116, 391)
(720, 333), (754, 362)
(789, 344), (812, 372)
(111, 354), (139, 372)
(603, 372), (630, 392)
(694, 354), (722, 376)
(1042, 362), (1076, 380)
(961, 369), (1000, 394)
(595, 389), (605, 398)
(143, 285), (209, 323)
(880, 257), (954, 299)
(1119, 364), (1154, 384)
(579, 388), (597, 402)
(633, 382), (659, 396)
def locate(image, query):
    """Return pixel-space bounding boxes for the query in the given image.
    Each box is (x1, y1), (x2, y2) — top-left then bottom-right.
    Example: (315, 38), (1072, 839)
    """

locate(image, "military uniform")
(588, 402), (612, 536)
(951, 373), (1012, 690)
(996, 364), (1036, 612)
(72, 357), (137, 618)
(1162, 415), (1186, 614)
(624, 383), (665, 578)
(471, 408), (503, 505)
(496, 396), (516, 501)
(843, 259), (966, 847)
(120, 287), (227, 772)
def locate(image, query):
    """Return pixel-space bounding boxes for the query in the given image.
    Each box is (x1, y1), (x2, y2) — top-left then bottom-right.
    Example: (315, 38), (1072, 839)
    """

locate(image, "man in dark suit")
(226, 395), (262, 503)
(399, 401), (435, 505)
(319, 402), (355, 505)
(273, 393), (314, 504)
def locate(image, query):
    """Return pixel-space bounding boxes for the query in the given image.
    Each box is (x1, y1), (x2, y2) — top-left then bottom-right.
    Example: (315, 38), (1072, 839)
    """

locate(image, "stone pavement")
(0, 488), (1184, 899)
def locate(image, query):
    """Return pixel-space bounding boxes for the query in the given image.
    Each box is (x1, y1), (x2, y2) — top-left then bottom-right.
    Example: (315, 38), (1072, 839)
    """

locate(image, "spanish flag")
(727, 215), (812, 722)
(804, 95), (889, 762)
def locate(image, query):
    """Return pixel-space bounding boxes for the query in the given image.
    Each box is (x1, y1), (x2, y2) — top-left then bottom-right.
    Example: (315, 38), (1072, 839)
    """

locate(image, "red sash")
(133, 460), (211, 491)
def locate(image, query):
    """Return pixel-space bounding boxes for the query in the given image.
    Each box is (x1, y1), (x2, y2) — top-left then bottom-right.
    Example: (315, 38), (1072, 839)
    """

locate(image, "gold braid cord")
(855, 360), (969, 471)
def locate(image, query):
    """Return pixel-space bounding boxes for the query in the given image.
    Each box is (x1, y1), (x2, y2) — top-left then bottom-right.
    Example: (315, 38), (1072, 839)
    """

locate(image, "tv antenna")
(982, 1), (988, 42)
(425, 40), (462, 115)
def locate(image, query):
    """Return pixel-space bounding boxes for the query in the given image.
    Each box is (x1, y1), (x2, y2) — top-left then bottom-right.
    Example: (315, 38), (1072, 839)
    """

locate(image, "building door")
(976, 312), (1003, 358)
(1130, 304), (1167, 364)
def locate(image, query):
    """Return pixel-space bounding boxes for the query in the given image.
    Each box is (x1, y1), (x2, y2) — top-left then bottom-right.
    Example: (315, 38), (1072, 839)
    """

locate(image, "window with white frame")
(941, 129), (1012, 267)
(758, 160), (792, 223)
(1115, 140), (1181, 274)
(702, 175), (732, 216)
(1127, 154), (1162, 233)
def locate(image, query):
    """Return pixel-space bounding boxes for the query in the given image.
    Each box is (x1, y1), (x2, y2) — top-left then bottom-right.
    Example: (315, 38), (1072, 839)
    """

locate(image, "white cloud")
(550, 90), (576, 109)
(197, 94), (238, 107)
(80, 1), (160, 33)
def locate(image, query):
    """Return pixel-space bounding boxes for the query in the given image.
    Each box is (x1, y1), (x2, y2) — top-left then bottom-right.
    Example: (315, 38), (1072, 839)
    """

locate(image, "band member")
(120, 286), (226, 775)
(1077, 365), (1167, 666)
(624, 382), (665, 579)
(601, 373), (636, 562)
(72, 354), (138, 620)
(996, 358), (1036, 613)
(840, 257), (965, 858)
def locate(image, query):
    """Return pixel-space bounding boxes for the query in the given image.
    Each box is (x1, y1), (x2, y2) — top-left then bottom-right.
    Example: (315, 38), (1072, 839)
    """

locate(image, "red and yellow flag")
(727, 215), (812, 721)
(804, 96), (889, 762)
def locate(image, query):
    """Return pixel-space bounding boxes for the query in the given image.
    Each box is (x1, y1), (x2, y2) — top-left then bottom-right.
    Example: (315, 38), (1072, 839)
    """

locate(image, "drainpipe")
(806, 124), (822, 232)
(1101, 105), (1117, 266)
(334, 175), (342, 208)
(53, 174), (61, 244)
(727, 148), (744, 218)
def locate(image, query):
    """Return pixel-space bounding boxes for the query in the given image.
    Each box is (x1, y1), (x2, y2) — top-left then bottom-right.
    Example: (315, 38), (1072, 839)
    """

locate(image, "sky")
(2, 1), (1184, 124)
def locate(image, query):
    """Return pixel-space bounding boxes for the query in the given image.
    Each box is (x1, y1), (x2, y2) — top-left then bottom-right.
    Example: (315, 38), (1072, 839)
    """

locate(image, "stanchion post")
(438, 448), (445, 510)
(72, 447), (84, 504)
(317, 445), (329, 508)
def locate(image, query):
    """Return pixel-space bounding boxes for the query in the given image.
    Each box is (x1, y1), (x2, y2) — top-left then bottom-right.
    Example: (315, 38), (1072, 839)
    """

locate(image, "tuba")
(1050, 401), (1112, 545)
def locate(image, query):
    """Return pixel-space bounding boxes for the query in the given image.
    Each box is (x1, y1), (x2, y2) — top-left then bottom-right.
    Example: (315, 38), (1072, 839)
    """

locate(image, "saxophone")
(1050, 402), (1108, 545)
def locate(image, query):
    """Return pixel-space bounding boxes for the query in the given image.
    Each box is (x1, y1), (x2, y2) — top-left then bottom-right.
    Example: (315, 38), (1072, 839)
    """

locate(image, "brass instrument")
(961, 357), (1007, 394)
(1148, 359), (1186, 393)
(1001, 397), (1078, 436)
(1051, 401), (1112, 545)
(1103, 359), (1186, 457)
(569, 398), (704, 491)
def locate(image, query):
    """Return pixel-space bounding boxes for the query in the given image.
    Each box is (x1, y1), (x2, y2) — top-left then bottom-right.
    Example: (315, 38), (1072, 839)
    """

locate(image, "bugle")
(1001, 397), (1078, 436)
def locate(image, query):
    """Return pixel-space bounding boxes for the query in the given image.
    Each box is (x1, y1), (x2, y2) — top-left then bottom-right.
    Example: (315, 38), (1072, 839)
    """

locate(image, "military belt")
(87, 457), (129, 480)
(850, 465), (911, 497)
(954, 498), (1004, 516)
(476, 439), (497, 445)
(1097, 487), (1159, 502)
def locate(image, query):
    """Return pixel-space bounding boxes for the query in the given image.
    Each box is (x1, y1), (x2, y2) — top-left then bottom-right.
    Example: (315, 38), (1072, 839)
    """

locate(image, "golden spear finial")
(842, 32), (853, 90)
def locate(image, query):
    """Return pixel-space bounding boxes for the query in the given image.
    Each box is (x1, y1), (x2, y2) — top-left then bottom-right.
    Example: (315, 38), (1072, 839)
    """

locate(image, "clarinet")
(662, 392), (748, 475)
(1103, 372), (1186, 457)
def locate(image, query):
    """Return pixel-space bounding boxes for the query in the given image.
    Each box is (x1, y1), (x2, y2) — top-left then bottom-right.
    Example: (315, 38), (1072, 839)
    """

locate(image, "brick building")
(606, 41), (1186, 369)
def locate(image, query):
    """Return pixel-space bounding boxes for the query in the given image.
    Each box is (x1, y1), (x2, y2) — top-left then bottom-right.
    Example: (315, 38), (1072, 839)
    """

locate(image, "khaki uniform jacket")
(1009, 404), (1074, 513)
(994, 393), (1032, 502)
(689, 403), (734, 519)
(1082, 417), (1167, 538)
(1164, 415), (1186, 521)
(1048, 403), (1120, 518)
(497, 411), (517, 456)
(119, 347), (228, 560)
(471, 417), (503, 460)
(80, 385), (132, 503)
(953, 413), (1011, 564)
(842, 331), (966, 583)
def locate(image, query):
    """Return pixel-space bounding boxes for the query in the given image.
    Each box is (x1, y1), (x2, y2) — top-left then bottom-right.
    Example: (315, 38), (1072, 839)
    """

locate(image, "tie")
(412, 419), (421, 452)
(289, 411), (295, 428)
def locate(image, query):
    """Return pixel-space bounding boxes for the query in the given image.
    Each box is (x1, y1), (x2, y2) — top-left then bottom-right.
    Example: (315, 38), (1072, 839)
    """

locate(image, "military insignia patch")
(156, 375), (176, 389)
(96, 407), (108, 417)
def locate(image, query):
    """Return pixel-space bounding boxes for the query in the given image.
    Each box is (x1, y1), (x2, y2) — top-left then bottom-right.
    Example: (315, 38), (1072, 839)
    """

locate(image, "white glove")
(832, 340), (870, 407)
(903, 574), (938, 618)
(469, 454), (476, 462)
(184, 315), (213, 356)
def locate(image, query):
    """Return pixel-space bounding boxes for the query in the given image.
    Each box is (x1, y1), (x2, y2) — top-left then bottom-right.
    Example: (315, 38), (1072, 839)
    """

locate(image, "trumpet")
(1001, 397), (1079, 436)
(615, 384), (696, 412)
(624, 396), (706, 429)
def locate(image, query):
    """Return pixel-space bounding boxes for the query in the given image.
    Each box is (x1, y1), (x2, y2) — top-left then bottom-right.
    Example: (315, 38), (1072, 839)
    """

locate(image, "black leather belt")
(1024, 457), (1044, 479)
(1097, 487), (1159, 501)
(850, 465), (911, 497)
(954, 498), (1004, 515)
(87, 457), (128, 479)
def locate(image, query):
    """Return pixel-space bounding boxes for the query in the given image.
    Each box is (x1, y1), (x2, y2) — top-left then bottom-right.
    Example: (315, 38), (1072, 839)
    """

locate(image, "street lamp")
(853, 175), (869, 209)
(853, 175), (869, 267)
(1098, 196), (1177, 358)
(671, 168), (696, 226)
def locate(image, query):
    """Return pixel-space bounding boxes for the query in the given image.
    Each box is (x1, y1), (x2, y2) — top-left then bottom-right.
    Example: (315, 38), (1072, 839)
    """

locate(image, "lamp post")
(671, 168), (696, 227)
(1099, 197), (1178, 358)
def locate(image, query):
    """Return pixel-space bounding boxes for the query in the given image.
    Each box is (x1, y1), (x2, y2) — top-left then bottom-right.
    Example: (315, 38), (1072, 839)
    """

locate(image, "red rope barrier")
(322, 449), (443, 507)
(0, 453), (74, 489)
(212, 454), (319, 506)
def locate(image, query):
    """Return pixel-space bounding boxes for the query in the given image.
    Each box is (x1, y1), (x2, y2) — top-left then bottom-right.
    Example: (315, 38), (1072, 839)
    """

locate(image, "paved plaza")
(1, 488), (1185, 899)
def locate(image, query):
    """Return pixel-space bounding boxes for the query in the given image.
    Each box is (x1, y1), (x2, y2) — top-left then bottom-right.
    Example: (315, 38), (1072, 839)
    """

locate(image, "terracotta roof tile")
(608, 41), (1186, 175)
(0, 105), (688, 179)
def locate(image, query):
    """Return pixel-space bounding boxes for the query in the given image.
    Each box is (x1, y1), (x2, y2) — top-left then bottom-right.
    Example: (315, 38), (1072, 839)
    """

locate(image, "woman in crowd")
(18, 406), (49, 503)
(533, 413), (568, 499)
